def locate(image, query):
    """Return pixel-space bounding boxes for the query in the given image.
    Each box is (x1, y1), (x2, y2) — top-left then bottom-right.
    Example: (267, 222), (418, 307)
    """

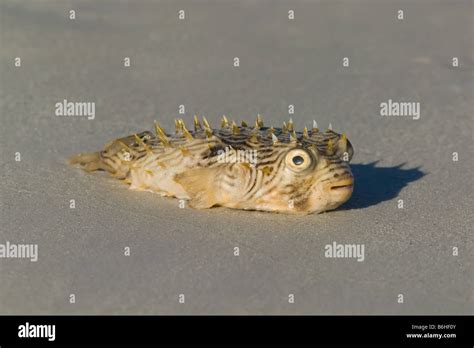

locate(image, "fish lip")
(330, 184), (353, 191)
(329, 178), (354, 191)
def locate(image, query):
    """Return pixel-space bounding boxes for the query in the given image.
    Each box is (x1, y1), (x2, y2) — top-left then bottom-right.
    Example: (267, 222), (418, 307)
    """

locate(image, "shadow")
(340, 161), (425, 210)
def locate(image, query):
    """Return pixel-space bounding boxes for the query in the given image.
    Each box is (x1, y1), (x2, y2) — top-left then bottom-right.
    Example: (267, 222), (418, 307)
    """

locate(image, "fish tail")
(68, 150), (119, 174)
(69, 131), (153, 179)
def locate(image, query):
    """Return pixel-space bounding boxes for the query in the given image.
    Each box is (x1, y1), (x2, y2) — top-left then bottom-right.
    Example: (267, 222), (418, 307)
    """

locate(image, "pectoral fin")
(174, 168), (218, 209)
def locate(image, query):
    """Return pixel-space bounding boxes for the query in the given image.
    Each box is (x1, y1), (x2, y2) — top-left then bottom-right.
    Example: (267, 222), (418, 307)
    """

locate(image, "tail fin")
(68, 131), (154, 179)
(68, 151), (110, 172)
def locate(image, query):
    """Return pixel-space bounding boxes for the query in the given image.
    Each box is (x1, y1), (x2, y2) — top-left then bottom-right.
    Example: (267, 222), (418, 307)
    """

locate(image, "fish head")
(254, 128), (354, 214)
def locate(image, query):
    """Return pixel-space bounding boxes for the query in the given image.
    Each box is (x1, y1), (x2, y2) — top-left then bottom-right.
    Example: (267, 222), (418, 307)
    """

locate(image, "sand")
(0, 0), (472, 314)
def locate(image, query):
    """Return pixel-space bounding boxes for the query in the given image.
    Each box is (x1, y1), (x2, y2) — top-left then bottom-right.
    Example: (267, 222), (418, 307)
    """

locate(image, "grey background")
(0, 0), (472, 314)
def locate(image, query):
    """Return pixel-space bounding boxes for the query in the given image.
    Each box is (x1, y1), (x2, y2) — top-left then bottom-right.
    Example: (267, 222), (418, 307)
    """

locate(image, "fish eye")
(292, 155), (304, 165)
(285, 149), (313, 172)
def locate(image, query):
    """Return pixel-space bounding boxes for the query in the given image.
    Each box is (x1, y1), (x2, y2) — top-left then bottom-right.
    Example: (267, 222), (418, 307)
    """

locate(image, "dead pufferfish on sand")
(69, 115), (354, 214)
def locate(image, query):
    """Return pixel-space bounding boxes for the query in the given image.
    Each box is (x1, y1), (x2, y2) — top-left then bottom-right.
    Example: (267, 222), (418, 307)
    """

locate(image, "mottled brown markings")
(71, 118), (354, 214)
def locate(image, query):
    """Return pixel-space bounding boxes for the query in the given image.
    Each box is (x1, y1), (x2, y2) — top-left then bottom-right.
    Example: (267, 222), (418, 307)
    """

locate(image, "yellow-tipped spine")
(154, 121), (170, 147)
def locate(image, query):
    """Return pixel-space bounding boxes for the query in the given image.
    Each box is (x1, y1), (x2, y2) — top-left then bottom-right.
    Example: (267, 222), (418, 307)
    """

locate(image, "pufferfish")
(69, 115), (354, 214)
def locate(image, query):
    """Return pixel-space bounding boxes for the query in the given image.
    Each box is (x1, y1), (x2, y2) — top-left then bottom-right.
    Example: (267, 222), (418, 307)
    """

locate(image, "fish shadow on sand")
(340, 161), (425, 211)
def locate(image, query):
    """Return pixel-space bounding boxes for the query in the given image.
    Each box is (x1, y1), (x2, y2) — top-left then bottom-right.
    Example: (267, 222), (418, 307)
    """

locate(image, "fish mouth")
(329, 179), (354, 191)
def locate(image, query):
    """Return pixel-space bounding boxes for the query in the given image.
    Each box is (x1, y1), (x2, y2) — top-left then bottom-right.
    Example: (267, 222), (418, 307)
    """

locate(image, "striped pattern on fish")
(69, 115), (354, 214)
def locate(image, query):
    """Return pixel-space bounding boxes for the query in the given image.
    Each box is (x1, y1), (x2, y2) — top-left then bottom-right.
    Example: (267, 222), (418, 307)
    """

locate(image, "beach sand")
(0, 0), (472, 314)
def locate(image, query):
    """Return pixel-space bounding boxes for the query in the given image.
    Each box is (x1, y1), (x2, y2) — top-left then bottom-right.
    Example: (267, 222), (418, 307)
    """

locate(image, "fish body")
(69, 116), (354, 214)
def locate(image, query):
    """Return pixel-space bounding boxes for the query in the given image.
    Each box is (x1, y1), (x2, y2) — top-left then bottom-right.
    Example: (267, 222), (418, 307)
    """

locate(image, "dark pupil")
(292, 155), (304, 165)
